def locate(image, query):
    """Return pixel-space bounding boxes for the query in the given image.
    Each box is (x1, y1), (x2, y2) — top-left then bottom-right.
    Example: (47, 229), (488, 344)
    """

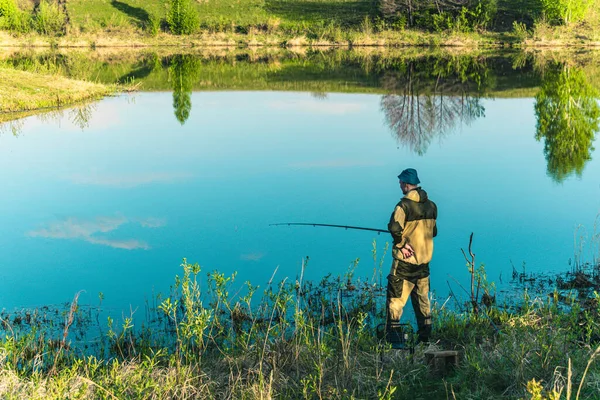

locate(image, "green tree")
(169, 55), (201, 125)
(534, 62), (600, 182)
(167, 0), (199, 35)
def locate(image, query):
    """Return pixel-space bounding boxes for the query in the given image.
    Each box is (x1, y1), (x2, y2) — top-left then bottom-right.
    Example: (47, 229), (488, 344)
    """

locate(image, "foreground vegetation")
(1, 0), (600, 46)
(1, 256), (600, 399)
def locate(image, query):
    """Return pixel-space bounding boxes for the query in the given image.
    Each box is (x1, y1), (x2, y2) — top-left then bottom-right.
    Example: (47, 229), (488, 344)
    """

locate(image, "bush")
(539, 0), (593, 25)
(469, 0), (498, 30)
(512, 20), (528, 39)
(0, 0), (31, 33)
(34, 0), (66, 36)
(379, 0), (497, 32)
(167, 0), (199, 35)
(0, 0), (18, 22)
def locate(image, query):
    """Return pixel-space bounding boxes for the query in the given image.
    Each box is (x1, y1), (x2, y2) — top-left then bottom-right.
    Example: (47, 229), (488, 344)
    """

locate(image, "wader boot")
(377, 323), (411, 349)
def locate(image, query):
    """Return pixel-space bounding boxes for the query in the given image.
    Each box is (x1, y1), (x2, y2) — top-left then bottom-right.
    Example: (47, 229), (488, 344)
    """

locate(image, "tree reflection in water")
(169, 55), (201, 125)
(1, 50), (599, 180)
(380, 58), (486, 155)
(0, 104), (96, 137)
(534, 62), (600, 182)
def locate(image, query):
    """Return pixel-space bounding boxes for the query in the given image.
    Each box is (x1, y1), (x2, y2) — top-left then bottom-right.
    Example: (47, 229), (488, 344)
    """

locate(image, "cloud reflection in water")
(67, 172), (192, 188)
(28, 215), (165, 250)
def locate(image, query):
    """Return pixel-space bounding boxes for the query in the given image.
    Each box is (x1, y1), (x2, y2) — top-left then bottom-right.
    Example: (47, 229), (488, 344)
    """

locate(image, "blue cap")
(397, 168), (420, 185)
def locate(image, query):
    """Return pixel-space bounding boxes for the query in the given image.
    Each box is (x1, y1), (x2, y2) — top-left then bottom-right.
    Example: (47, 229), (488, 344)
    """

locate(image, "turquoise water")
(0, 91), (599, 314)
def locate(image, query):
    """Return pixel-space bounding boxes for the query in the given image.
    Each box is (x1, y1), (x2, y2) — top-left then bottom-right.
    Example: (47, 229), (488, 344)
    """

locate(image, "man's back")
(388, 188), (437, 277)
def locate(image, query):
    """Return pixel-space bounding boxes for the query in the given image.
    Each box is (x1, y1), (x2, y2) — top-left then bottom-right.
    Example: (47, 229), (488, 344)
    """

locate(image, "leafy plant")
(512, 20), (528, 39)
(147, 12), (161, 36)
(166, 0), (199, 35)
(0, 0), (31, 33)
(34, 0), (67, 36)
(538, 0), (594, 25)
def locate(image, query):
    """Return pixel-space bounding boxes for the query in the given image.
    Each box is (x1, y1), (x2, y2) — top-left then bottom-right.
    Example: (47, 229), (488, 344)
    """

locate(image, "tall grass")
(0, 0), (31, 33)
(34, 0), (67, 36)
(1, 256), (600, 399)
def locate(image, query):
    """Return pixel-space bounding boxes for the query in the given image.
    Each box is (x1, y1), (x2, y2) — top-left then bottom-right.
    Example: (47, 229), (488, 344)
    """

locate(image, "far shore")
(2, 29), (600, 49)
(1, 39), (599, 124)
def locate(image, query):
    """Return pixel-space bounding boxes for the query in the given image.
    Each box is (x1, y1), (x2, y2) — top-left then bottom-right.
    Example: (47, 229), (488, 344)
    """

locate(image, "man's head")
(397, 168), (420, 194)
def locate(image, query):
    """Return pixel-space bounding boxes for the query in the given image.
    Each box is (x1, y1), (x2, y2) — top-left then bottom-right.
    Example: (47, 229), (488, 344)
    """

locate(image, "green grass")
(1, 258), (600, 399)
(0, 68), (113, 113)
(0, 0), (598, 48)
(66, 0), (377, 34)
(68, 0), (168, 32)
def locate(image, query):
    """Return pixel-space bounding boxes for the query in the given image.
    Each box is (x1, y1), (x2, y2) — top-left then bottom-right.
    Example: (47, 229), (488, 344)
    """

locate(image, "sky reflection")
(28, 215), (165, 250)
(0, 92), (599, 315)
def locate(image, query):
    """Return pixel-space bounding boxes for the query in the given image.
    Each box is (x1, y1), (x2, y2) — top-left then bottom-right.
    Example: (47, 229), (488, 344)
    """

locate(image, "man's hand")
(400, 244), (414, 259)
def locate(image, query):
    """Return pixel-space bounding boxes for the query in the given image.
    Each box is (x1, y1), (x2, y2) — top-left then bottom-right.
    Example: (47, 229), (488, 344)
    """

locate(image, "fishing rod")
(270, 222), (388, 234)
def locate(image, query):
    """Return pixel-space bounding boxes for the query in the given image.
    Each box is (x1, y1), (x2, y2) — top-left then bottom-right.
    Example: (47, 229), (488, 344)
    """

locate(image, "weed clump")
(1, 255), (600, 399)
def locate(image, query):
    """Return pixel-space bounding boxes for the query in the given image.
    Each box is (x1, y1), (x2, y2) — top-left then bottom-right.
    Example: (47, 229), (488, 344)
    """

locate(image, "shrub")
(512, 20), (528, 39)
(539, 0), (594, 25)
(0, 0), (31, 33)
(0, 0), (18, 22)
(167, 0), (199, 35)
(379, 0), (497, 31)
(34, 0), (66, 36)
(469, 0), (498, 30)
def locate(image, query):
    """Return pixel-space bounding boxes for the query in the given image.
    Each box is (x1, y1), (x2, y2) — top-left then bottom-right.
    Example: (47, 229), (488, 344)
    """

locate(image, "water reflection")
(534, 61), (600, 182)
(28, 215), (161, 250)
(68, 104), (96, 130)
(168, 55), (201, 125)
(1, 49), (599, 179)
(0, 104), (95, 136)
(380, 57), (487, 155)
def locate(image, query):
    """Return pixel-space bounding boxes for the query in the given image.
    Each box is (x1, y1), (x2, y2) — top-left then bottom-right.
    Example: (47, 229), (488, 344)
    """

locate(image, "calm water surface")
(1, 50), (599, 315)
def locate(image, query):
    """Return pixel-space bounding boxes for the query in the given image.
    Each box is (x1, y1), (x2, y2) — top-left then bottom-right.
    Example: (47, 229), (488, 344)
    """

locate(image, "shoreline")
(0, 68), (113, 116)
(1, 44), (599, 123)
(2, 30), (600, 49)
(0, 261), (599, 399)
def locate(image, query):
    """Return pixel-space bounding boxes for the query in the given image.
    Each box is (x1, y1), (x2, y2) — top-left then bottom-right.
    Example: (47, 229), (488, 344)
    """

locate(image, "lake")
(0, 48), (599, 317)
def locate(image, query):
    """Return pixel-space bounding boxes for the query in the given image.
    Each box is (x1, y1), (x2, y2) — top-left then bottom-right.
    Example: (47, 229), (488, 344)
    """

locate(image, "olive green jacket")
(388, 188), (437, 277)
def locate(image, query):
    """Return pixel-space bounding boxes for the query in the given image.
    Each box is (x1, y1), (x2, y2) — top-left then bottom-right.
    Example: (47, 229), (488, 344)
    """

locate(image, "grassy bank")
(0, 28), (526, 48)
(1, 259), (600, 399)
(1, 0), (600, 48)
(1, 26), (600, 48)
(0, 68), (112, 114)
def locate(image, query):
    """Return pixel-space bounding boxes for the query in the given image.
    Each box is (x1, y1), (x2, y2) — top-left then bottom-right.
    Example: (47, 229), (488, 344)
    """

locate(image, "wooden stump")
(424, 350), (459, 376)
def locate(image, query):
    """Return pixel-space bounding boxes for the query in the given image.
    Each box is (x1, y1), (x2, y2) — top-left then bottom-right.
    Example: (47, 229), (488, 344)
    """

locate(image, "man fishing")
(387, 168), (437, 346)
